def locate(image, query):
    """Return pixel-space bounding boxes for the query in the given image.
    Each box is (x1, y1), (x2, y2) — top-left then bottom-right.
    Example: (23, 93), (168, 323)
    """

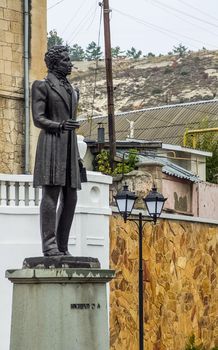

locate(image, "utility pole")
(102, 0), (116, 168)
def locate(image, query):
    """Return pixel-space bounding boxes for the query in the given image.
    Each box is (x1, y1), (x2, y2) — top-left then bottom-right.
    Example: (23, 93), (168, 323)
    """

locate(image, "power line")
(85, 1), (99, 31)
(112, 7), (217, 49)
(67, 4), (97, 44)
(47, 0), (65, 10)
(112, 8), (196, 48)
(175, 0), (218, 23)
(61, 0), (90, 36)
(150, 0), (218, 30)
(149, 0), (218, 39)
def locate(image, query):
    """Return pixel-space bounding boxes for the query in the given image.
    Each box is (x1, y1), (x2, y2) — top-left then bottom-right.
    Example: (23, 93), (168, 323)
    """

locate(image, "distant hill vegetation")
(70, 50), (218, 118)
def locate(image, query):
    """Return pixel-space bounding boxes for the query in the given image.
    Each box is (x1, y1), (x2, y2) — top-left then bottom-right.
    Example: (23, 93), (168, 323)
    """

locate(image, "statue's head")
(45, 46), (72, 76)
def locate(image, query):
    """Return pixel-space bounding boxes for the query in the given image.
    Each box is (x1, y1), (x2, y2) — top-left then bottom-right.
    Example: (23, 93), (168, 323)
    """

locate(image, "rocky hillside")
(70, 50), (218, 118)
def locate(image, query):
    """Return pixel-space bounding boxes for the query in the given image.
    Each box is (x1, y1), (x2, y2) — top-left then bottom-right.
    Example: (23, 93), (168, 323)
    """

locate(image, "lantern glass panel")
(146, 201), (156, 216)
(126, 198), (135, 213)
(156, 201), (164, 216)
(116, 198), (135, 215)
(116, 198), (126, 213)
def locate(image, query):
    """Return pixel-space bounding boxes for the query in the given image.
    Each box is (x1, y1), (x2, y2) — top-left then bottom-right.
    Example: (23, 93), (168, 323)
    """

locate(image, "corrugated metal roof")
(78, 99), (218, 145)
(153, 156), (200, 182)
(117, 151), (200, 182)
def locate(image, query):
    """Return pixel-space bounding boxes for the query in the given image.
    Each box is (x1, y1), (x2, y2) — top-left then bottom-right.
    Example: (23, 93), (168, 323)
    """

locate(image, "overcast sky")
(47, 0), (218, 55)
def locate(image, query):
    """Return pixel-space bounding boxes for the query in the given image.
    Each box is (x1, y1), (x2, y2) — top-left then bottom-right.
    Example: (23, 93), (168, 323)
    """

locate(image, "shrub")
(180, 66), (190, 75)
(164, 66), (173, 74)
(152, 88), (162, 95)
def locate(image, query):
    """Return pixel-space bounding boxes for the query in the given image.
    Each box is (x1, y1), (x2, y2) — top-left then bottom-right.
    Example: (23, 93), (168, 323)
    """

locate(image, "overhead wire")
(85, 1), (99, 31)
(150, 0), (218, 30)
(174, 0), (218, 23)
(67, 4), (98, 44)
(60, 0), (90, 36)
(148, 0), (218, 39)
(47, 0), (65, 10)
(112, 7), (217, 49)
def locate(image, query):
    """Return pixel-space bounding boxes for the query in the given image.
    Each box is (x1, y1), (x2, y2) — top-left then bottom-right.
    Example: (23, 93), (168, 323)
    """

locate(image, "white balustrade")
(0, 175), (36, 207)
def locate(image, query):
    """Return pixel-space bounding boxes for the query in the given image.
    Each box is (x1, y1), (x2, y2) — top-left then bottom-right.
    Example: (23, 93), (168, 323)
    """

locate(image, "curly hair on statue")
(44, 45), (69, 71)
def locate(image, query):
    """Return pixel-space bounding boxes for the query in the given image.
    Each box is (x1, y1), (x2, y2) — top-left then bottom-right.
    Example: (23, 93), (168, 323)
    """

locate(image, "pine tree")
(126, 47), (142, 59)
(111, 46), (125, 58)
(173, 43), (188, 57)
(69, 44), (85, 61)
(47, 29), (64, 49)
(85, 41), (102, 61)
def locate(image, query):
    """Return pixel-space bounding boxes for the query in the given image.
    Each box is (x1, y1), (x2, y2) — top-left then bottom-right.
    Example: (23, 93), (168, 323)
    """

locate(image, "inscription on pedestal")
(71, 303), (101, 310)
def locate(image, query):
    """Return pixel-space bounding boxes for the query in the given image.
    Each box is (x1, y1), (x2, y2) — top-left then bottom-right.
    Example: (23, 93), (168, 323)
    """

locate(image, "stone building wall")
(110, 216), (218, 350)
(0, 0), (47, 174)
(0, 0), (24, 173)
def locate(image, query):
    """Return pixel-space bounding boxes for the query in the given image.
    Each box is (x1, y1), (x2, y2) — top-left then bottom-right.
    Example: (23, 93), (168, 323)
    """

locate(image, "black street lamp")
(114, 184), (167, 350)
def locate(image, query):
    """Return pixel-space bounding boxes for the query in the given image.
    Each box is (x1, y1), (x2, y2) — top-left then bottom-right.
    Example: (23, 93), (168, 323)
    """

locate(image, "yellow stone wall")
(0, 0), (24, 173)
(29, 0), (47, 173)
(110, 215), (218, 350)
(0, 0), (46, 174)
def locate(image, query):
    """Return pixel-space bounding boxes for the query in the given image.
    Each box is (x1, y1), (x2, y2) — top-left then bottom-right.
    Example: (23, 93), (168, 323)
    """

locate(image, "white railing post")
(19, 182), (26, 206)
(8, 182), (16, 206)
(0, 181), (7, 206)
(29, 184), (35, 206)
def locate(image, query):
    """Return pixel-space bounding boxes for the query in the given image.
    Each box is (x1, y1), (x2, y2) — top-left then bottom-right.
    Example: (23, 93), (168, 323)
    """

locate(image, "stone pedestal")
(6, 266), (114, 350)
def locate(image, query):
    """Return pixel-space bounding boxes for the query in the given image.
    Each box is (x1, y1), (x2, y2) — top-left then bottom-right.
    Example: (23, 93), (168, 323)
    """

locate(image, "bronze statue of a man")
(32, 46), (83, 257)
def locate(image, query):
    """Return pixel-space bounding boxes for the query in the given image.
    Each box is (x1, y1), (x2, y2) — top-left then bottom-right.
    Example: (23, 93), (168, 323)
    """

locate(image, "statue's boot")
(41, 231), (61, 256)
(56, 187), (77, 256)
(44, 248), (63, 257)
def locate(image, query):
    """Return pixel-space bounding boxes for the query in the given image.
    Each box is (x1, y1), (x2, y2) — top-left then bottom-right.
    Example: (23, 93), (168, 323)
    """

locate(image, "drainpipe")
(24, 0), (30, 174)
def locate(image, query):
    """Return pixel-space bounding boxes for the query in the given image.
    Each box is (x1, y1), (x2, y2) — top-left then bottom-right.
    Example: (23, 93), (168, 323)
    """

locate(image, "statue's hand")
(61, 119), (80, 131)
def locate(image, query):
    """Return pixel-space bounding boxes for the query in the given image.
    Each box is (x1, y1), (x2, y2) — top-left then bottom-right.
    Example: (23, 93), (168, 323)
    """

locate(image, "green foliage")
(69, 44), (85, 61)
(147, 52), (155, 57)
(185, 118), (218, 183)
(85, 41), (102, 61)
(95, 150), (112, 175)
(126, 47), (142, 59)
(95, 149), (139, 176)
(173, 43), (188, 57)
(47, 29), (64, 49)
(111, 46), (125, 58)
(185, 335), (205, 350)
(185, 335), (218, 350)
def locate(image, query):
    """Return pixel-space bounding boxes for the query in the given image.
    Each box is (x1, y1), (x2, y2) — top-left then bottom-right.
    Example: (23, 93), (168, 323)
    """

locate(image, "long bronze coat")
(32, 73), (81, 189)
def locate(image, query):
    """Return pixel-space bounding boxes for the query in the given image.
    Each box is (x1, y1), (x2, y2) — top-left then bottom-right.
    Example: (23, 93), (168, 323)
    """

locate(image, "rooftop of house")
(116, 150), (201, 183)
(78, 99), (218, 146)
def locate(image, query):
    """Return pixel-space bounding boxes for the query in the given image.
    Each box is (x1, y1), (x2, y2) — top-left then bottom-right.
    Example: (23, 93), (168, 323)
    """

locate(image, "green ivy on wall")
(95, 149), (139, 176)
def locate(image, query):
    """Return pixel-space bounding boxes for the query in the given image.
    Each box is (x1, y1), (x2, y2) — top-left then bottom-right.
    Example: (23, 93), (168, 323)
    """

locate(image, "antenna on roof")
(126, 119), (134, 139)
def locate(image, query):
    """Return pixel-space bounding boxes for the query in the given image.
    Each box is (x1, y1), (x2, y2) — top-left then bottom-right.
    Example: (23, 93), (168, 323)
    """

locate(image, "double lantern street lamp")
(114, 184), (167, 350)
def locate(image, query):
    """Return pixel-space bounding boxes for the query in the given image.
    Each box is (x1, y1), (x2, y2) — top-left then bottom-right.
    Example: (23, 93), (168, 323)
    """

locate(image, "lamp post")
(114, 184), (166, 350)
